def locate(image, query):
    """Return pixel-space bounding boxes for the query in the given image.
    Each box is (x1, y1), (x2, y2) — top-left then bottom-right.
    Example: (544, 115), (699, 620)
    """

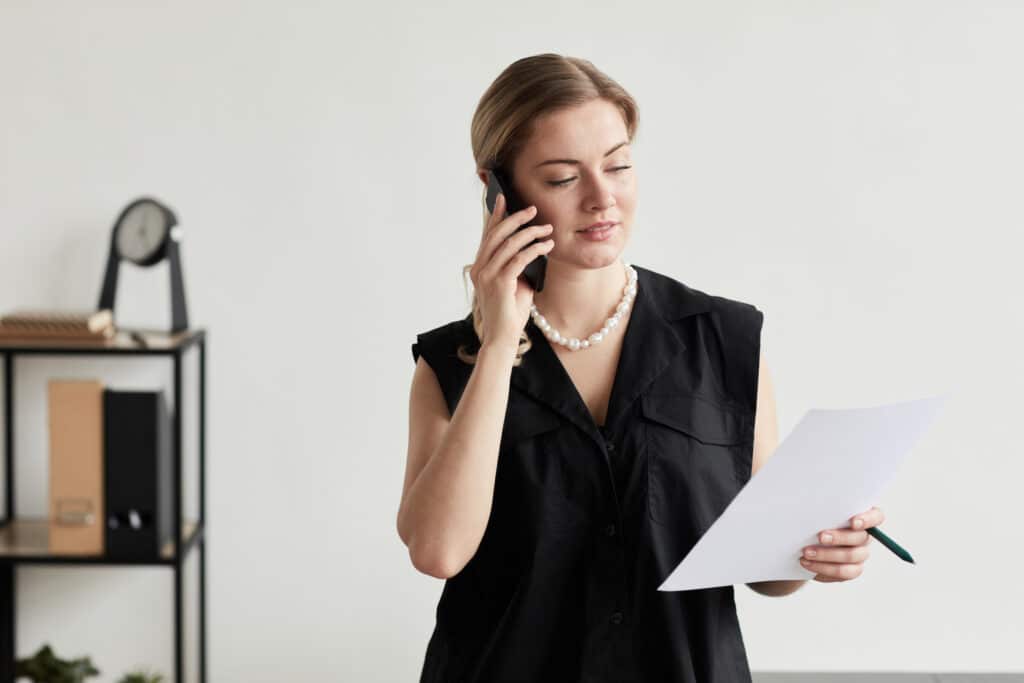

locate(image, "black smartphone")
(484, 167), (547, 293)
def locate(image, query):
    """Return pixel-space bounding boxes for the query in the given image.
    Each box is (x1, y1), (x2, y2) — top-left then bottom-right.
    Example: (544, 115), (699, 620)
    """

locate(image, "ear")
(476, 169), (489, 186)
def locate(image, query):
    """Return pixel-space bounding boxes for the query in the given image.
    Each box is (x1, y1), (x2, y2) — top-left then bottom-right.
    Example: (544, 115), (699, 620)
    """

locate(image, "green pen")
(867, 527), (915, 564)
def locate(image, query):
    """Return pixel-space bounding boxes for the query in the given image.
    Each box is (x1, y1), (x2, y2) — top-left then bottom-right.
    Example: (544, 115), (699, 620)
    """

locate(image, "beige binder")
(48, 379), (105, 554)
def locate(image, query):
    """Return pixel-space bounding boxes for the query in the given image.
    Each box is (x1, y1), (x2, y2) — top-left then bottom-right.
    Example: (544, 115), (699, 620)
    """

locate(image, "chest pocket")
(640, 392), (754, 528)
(494, 397), (585, 518)
(498, 399), (563, 452)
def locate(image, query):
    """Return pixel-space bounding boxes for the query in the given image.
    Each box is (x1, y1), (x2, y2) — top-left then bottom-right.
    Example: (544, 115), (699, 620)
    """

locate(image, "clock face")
(116, 201), (167, 264)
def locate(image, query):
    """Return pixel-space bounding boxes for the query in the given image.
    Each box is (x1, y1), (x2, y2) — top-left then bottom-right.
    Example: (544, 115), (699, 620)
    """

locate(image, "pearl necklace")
(529, 263), (638, 351)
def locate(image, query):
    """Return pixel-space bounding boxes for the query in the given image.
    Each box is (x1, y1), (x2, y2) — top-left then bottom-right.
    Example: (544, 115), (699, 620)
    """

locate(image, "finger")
(800, 558), (864, 580)
(480, 205), (539, 268)
(473, 192), (506, 270)
(850, 506), (885, 530)
(502, 237), (555, 281)
(802, 544), (870, 564)
(481, 224), (553, 281)
(474, 192), (506, 267)
(486, 192), (505, 228)
(819, 528), (869, 547)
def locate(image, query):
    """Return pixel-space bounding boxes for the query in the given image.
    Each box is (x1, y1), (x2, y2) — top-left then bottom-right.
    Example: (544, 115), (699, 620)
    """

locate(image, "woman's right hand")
(469, 192), (555, 351)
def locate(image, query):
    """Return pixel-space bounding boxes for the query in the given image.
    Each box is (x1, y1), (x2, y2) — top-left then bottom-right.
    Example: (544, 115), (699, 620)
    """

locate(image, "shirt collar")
(509, 265), (713, 448)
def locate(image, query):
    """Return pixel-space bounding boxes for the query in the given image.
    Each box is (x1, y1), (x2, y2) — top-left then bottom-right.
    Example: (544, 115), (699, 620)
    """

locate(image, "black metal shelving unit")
(0, 328), (207, 683)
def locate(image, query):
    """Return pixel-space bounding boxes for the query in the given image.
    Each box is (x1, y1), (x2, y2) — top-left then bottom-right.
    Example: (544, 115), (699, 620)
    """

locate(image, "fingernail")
(854, 518), (864, 529)
(822, 533), (833, 543)
(804, 549), (817, 557)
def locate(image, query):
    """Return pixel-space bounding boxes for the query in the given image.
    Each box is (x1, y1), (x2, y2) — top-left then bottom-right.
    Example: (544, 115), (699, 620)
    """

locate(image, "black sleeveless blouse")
(410, 265), (764, 682)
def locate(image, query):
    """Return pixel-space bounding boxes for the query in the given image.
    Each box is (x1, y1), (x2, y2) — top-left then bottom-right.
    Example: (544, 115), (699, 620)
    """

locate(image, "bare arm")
(396, 185), (555, 579)
(745, 351), (809, 598)
(397, 341), (519, 579)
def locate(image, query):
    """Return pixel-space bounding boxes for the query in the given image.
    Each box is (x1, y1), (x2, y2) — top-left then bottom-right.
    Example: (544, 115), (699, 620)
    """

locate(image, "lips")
(577, 223), (617, 241)
(579, 221), (618, 232)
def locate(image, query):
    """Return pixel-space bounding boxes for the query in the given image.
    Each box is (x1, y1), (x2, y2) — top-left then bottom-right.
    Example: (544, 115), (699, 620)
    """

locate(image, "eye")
(546, 166), (633, 187)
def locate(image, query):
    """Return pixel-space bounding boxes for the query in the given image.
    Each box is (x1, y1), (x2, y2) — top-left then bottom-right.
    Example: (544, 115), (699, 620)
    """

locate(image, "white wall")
(1, 1), (1020, 680)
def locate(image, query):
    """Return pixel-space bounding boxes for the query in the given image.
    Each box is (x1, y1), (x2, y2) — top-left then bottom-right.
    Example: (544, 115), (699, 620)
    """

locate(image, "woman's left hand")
(799, 506), (886, 583)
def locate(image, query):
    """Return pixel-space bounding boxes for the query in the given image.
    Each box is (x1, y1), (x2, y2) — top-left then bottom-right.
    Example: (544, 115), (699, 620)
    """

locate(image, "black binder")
(102, 389), (173, 559)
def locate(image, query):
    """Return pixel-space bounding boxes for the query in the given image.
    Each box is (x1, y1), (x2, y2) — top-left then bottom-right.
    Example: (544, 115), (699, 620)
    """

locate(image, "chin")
(563, 251), (625, 270)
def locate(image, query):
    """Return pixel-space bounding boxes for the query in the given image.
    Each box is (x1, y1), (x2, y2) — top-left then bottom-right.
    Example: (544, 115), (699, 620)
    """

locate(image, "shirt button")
(604, 523), (616, 537)
(610, 611), (624, 625)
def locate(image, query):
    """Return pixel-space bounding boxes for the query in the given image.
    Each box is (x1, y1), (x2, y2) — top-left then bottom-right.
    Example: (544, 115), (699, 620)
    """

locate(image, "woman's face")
(510, 98), (636, 271)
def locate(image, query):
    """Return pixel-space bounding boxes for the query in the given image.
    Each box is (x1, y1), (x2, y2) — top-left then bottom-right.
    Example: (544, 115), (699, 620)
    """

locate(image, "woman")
(397, 53), (883, 682)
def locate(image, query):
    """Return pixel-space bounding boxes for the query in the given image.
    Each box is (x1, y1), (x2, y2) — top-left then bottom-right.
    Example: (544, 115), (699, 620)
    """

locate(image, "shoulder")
(411, 313), (477, 364)
(410, 314), (478, 379)
(411, 314), (478, 415)
(708, 294), (764, 338)
(635, 264), (762, 326)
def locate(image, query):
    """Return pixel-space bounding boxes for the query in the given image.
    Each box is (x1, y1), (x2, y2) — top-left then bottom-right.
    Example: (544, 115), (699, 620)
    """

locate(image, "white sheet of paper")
(657, 395), (946, 592)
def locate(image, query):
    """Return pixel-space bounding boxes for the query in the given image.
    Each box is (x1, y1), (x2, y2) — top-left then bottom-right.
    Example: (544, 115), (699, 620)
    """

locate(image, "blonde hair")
(457, 53), (640, 366)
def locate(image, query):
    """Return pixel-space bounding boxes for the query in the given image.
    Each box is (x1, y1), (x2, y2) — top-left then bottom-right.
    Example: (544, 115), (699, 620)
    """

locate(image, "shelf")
(0, 322), (209, 682)
(0, 328), (205, 356)
(0, 518), (203, 566)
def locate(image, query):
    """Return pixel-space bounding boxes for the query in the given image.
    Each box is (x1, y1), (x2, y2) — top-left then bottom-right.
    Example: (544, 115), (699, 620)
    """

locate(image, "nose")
(584, 173), (616, 212)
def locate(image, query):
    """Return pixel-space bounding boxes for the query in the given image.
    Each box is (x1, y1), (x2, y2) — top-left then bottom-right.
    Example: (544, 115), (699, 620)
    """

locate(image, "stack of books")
(0, 308), (115, 341)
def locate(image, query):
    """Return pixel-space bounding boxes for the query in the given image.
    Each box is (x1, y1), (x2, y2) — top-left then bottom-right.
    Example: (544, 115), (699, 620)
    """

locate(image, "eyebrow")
(533, 141), (629, 168)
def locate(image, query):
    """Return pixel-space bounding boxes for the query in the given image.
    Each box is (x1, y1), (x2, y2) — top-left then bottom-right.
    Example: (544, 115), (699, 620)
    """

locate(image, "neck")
(531, 259), (629, 336)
